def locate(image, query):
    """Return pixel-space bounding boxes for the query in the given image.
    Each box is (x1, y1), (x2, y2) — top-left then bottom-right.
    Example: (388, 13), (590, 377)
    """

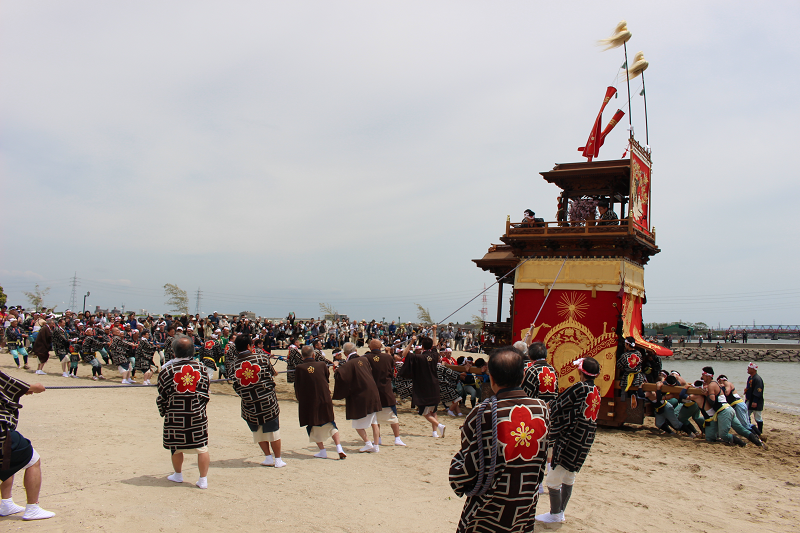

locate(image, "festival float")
(473, 21), (672, 426)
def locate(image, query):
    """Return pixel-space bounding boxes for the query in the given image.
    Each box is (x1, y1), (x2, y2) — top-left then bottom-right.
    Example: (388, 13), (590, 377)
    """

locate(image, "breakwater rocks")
(670, 347), (800, 362)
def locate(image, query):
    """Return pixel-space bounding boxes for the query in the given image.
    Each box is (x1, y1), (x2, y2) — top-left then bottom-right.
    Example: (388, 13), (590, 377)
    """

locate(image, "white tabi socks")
(336, 444), (347, 459)
(196, 477), (208, 489)
(274, 457), (287, 468)
(167, 472), (184, 483)
(261, 455), (275, 466)
(314, 449), (328, 459)
(438, 424), (446, 438)
(394, 437), (406, 446)
(22, 503), (55, 521)
(0, 498), (25, 516)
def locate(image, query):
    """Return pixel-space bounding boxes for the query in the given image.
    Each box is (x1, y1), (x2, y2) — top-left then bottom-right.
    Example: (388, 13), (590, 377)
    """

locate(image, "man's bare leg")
(16, 460), (54, 520)
(168, 451), (184, 483)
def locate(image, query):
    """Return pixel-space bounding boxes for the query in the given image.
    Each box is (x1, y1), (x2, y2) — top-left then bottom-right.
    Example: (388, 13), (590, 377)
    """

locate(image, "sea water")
(665, 360), (800, 415)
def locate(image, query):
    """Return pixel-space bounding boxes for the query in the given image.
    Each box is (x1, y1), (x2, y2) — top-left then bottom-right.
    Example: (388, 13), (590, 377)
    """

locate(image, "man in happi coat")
(364, 339), (405, 447)
(135, 330), (159, 385)
(398, 327), (446, 438)
(0, 371), (54, 520)
(285, 337), (303, 383)
(156, 335), (211, 488)
(109, 327), (136, 384)
(294, 346), (346, 459)
(332, 342), (383, 453)
(617, 336), (646, 402)
(231, 335), (285, 468)
(536, 357), (602, 524)
(521, 342), (559, 406)
(52, 318), (72, 378)
(80, 328), (106, 380)
(449, 347), (549, 533)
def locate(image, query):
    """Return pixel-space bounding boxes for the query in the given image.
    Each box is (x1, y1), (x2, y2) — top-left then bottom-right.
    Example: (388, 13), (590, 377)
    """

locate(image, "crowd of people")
(0, 304), (772, 528)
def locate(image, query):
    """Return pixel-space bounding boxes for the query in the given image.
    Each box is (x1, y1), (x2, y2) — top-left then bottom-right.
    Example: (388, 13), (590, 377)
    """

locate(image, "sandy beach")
(2, 350), (798, 532)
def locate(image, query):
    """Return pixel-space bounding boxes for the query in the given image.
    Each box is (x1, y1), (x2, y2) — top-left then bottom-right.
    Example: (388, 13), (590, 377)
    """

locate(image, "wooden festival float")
(473, 21), (672, 426)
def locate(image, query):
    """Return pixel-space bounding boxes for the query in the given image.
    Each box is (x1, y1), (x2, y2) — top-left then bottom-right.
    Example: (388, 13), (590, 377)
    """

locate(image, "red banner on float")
(629, 140), (651, 234)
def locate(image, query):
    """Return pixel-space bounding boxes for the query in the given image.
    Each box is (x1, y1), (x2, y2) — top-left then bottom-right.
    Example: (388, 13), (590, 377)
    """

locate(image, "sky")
(1, 1), (798, 327)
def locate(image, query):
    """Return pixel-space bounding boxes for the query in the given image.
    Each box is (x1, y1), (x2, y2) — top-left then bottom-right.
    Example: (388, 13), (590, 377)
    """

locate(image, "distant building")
(663, 323), (694, 337)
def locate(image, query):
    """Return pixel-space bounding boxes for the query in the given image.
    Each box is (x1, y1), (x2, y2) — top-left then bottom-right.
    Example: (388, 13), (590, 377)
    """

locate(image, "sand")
(2, 349), (799, 532)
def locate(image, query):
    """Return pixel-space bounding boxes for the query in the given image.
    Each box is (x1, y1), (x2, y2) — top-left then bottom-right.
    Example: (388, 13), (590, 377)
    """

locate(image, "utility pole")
(195, 288), (202, 315)
(69, 272), (79, 310)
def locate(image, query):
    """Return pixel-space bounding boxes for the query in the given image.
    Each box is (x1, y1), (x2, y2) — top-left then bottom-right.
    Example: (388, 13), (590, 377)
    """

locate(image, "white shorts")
(351, 412), (378, 430)
(546, 464), (577, 489)
(377, 406), (399, 425)
(253, 428), (281, 444)
(174, 446), (209, 455)
(25, 449), (41, 469)
(308, 422), (338, 443)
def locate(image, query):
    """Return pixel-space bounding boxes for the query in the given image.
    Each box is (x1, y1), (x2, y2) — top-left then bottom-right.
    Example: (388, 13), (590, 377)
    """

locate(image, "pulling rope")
(531, 259), (567, 327)
(436, 259), (530, 325)
(465, 395), (498, 497)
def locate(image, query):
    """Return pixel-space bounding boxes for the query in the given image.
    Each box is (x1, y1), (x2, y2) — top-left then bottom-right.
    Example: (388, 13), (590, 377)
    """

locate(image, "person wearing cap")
(617, 336), (646, 403)
(230, 334), (284, 468)
(744, 363), (765, 435)
(450, 346), (549, 533)
(596, 199), (618, 226)
(536, 357), (602, 524)
(4, 319), (30, 370)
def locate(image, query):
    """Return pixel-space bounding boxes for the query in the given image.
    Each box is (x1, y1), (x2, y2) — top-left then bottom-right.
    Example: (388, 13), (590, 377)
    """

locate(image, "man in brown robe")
(294, 346), (346, 459)
(398, 326), (446, 438)
(332, 342), (382, 453)
(364, 339), (405, 447)
(31, 319), (53, 375)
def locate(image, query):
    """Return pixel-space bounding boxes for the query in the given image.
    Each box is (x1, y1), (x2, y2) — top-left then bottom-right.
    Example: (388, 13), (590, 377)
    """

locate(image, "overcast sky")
(1, 1), (798, 327)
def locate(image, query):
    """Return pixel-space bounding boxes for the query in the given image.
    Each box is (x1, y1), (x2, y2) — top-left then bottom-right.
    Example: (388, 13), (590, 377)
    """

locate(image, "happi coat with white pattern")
(548, 378), (600, 472)
(449, 388), (549, 533)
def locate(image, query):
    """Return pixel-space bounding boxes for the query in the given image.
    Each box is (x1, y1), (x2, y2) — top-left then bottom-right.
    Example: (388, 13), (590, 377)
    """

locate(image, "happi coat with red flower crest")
(156, 358), (210, 451)
(617, 347), (646, 392)
(231, 350), (280, 426)
(548, 378), (600, 473)
(449, 388), (549, 533)
(521, 360), (560, 405)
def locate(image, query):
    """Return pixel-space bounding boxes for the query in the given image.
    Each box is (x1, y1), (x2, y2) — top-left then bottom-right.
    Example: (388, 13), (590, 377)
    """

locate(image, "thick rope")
(465, 395), (498, 497)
